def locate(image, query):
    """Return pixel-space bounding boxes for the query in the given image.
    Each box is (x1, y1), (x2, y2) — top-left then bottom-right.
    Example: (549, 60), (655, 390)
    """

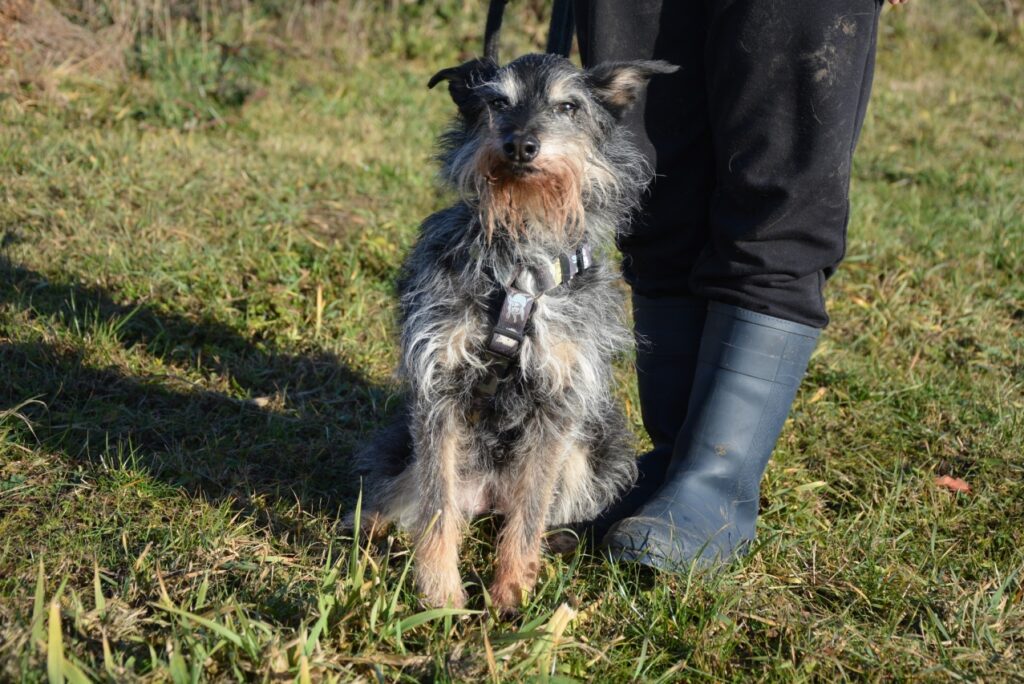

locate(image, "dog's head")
(430, 54), (677, 242)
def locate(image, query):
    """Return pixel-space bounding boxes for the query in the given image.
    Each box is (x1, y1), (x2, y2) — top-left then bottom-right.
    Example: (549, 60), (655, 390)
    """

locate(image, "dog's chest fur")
(398, 205), (631, 446)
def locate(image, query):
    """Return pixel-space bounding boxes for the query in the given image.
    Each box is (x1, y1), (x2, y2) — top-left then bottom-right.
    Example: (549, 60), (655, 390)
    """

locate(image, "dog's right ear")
(428, 58), (498, 119)
(586, 60), (679, 120)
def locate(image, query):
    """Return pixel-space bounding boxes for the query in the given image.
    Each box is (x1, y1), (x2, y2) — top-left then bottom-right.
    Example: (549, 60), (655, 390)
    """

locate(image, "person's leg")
(604, 0), (884, 569)
(573, 1), (713, 537)
(575, 0), (714, 297)
(692, 0), (882, 327)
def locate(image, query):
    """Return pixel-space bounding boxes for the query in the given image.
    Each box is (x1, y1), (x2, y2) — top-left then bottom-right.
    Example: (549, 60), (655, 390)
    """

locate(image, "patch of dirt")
(300, 199), (374, 246)
(0, 0), (129, 94)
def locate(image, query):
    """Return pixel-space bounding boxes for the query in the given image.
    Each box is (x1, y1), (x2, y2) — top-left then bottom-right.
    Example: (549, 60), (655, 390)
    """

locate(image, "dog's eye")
(555, 101), (577, 115)
(489, 97), (510, 110)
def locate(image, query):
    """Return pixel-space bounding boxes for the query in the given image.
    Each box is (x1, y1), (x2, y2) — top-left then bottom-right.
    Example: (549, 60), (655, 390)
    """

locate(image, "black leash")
(484, 0), (575, 63)
(483, 0), (508, 62)
(546, 0), (575, 57)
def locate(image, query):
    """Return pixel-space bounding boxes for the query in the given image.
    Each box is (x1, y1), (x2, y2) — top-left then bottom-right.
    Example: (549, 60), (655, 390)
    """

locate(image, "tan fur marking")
(465, 143), (587, 242)
(546, 72), (577, 105)
(599, 70), (642, 107)
(414, 427), (468, 608)
(416, 515), (465, 608)
(489, 512), (542, 612)
(488, 440), (567, 612)
(546, 339), (581, 392)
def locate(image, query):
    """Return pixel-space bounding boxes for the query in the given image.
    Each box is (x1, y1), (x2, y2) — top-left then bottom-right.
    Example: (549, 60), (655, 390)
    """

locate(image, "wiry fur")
(351, 53), (677, 611)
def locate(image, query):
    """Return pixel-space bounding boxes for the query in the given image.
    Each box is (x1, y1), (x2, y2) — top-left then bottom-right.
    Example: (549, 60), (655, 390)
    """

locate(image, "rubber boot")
(582, 294), (706, 544)
(603, 302), (820, 571)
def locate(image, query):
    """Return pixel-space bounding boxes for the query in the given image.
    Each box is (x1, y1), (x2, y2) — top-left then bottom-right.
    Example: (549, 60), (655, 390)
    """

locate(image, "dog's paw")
(544, 529), (581, 556)
(488, 579), (528, 615)
(421, 586), (469, 609)
(342, 510), (391, 541)
(417, 568), (468, 609)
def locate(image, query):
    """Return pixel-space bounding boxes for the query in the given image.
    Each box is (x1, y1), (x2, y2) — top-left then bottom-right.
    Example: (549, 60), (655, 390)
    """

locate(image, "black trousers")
(575, 0), (883, 328)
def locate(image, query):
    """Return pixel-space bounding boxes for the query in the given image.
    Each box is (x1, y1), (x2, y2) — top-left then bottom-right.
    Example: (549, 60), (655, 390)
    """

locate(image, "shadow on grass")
(0, 259), (396, 525)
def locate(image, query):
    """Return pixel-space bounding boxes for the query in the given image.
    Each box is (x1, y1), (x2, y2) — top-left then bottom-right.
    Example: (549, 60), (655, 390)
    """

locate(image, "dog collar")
(475, 242), (594, 398)
(486, 242), (593, 358)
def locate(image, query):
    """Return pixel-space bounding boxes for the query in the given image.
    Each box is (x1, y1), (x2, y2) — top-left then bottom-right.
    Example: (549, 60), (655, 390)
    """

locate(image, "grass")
(1, 1), (1022, 681)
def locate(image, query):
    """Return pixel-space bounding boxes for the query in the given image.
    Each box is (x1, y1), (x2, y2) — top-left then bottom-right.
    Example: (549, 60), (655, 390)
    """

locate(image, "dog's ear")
(428, 58), (498, 119)
(585, 60), (679, 120)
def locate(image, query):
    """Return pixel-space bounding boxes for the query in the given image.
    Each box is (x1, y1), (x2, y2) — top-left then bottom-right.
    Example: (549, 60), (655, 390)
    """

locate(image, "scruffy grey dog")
(352, 52), (676, 611)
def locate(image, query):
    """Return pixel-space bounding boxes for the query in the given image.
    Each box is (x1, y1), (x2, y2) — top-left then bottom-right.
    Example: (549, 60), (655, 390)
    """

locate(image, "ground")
(1, 1), (1022, 681)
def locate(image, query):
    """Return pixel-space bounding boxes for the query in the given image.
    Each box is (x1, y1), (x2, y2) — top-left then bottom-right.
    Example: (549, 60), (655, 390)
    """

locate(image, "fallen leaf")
(935, 475), (970, 494)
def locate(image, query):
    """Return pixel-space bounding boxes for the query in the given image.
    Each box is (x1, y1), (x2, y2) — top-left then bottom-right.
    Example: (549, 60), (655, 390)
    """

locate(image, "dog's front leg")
(411, 401), (470, 608)
(490, 414), (573, 613)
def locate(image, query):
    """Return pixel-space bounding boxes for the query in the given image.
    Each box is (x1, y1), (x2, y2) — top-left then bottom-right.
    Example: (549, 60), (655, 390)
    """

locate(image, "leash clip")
(486, 287), (535, 359)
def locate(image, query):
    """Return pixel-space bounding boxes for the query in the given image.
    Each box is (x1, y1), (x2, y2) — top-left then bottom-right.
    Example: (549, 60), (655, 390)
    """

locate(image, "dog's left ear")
(428, 58), (499, 119)
(585, 60), (679, 120)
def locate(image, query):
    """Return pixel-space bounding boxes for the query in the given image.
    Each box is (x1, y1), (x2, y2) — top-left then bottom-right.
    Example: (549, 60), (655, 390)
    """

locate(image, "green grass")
(1, 2), (1022, 681)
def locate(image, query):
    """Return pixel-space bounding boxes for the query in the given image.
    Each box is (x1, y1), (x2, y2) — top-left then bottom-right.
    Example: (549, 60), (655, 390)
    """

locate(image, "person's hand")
(888, 0), (909, 4)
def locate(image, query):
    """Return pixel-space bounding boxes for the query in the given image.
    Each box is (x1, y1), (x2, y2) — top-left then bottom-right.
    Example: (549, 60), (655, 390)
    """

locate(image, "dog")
(351, 52), (677, 611)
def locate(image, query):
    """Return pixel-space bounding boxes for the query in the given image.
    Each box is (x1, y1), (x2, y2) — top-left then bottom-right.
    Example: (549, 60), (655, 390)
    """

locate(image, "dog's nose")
(502, 133), (540, 163)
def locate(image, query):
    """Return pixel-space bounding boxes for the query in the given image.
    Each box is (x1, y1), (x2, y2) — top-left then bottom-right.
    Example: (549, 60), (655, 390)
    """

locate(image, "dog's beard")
(466, 144), (587, 243)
